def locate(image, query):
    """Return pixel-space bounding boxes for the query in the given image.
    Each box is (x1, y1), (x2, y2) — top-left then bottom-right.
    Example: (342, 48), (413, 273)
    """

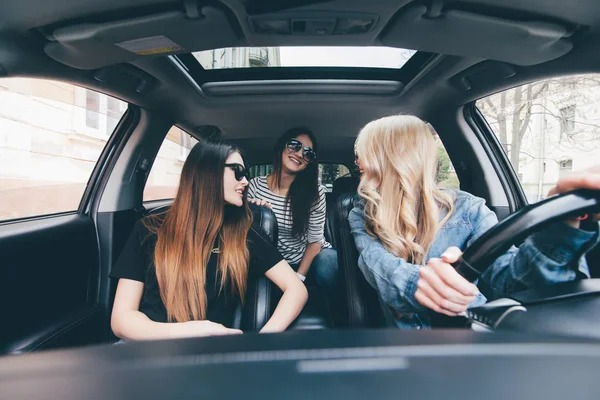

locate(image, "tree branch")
(485, 97), (499, 115)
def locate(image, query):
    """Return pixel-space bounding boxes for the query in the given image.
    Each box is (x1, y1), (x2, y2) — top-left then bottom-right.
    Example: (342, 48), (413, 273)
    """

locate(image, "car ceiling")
(2, 0), (600, 164)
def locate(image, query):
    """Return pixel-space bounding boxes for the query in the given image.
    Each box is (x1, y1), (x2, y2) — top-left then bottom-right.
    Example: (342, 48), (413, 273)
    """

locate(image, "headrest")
(249, 203), (278, 244)
(333, 176), (359, 196)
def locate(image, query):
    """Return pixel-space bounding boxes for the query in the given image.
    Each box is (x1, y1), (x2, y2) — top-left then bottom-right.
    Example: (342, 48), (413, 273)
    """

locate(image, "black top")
(110, 218), (284, 327)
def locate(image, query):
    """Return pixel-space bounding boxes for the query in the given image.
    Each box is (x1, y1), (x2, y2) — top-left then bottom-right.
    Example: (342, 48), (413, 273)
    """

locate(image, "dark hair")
(145, 141), (252, 322)
(272, 127), (319, 237)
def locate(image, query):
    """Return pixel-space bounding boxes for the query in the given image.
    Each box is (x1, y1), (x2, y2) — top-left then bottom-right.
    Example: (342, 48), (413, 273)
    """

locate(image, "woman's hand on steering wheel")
(415, 247), (480, 316)
(417, 163), (600, 316)
(549, 164), (600, 226)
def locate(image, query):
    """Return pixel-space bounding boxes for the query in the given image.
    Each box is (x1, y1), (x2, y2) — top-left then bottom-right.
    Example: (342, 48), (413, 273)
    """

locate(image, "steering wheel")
(453, 189), (600, 282)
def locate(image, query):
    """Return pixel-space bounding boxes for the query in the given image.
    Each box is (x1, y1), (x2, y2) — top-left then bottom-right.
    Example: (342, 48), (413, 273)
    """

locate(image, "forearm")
(297, 242), (321, 276)
(480, 221), (598, 299)
(260, 281), (308, 333)
(111, 310), (175, 341)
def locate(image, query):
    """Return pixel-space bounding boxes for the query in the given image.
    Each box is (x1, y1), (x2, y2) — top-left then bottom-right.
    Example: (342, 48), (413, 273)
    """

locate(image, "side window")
(428, 123), (460, 190)
(436, 144), (459, 190)
(477, 74), (600, 203)
(318, 164), (351, 192)
(0, 78), (127, 222)
(143, 126), (198, 202)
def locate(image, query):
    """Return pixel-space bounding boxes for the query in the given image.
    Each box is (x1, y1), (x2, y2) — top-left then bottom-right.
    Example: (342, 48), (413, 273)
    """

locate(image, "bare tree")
(478, 80), (566, 174)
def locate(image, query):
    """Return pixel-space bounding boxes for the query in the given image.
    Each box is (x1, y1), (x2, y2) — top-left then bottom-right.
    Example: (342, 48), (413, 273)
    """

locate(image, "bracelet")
(296, 272), (306, 282)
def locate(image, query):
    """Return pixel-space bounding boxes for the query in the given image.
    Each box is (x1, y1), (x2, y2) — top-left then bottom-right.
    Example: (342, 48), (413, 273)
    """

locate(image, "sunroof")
(193, 46), (417, 70)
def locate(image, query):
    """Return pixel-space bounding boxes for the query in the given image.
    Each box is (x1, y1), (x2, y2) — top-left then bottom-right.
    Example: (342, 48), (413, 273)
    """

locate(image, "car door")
(0, 78), (132, 353)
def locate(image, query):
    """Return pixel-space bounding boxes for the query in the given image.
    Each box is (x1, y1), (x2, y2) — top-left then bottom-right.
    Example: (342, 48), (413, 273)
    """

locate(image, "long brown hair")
(144, 141), (252, 322)
(272, 127), (319, 237)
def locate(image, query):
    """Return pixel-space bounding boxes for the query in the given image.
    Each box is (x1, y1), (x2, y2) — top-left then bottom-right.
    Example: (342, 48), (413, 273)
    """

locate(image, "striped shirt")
(247, 176), (331, 264)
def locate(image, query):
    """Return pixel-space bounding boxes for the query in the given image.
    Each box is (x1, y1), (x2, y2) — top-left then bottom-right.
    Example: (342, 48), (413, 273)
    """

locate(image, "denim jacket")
(348, 190), (599, 329)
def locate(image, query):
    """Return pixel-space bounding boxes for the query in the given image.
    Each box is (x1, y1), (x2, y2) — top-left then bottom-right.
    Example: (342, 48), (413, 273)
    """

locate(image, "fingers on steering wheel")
(420, 263), (476, 305)
(416, 278), (469, 314)
(428, 258), (479, 297)
(440, 246), (462, 263)
(415, 289), (458, 316)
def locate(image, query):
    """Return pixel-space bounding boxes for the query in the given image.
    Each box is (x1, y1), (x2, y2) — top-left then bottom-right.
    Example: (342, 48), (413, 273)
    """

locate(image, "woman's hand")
(248, 198), (272, 209)
(170, 321), (243, 339)
(415, 247), (480, 316)
(548, 164), (600, 227)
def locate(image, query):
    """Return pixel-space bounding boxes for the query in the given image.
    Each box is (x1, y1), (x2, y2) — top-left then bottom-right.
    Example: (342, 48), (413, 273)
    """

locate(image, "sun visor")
(44, 6), (242, 69)
(381, 4), (574, 66)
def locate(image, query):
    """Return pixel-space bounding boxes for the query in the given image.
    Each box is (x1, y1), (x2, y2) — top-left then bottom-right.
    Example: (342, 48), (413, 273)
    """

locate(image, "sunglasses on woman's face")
(225, 163), (249, 181)
(285, 139), (317, 163)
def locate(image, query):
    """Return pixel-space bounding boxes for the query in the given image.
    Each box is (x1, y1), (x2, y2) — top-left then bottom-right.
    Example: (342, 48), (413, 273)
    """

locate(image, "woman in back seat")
(350, 115), (600, 329)
(247, 128), (338, 293)
(110, 142), (307, 341)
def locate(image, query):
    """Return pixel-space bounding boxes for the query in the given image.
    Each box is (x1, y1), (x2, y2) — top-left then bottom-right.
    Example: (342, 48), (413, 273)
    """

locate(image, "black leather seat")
(333, 194), (475, 330)
(333, 193), (388, 328)
(244, 203), (333, 331)
(324, 176), (359, 250)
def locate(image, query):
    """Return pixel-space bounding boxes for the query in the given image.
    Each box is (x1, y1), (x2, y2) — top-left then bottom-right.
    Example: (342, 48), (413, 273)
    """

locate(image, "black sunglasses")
(285, 139), (317, 163)
(225, 163), (249, 181)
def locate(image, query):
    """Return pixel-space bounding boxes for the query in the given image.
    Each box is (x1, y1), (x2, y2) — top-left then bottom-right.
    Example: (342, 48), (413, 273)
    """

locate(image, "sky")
(278, 46), (416, 69)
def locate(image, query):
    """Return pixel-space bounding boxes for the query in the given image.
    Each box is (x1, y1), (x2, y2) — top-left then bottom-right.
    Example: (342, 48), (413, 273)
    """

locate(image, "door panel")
(0, 215), (102, 353)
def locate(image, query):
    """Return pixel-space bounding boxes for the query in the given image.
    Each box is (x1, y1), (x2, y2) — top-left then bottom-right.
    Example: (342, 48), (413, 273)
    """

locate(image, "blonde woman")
(349, 115), (599, 329)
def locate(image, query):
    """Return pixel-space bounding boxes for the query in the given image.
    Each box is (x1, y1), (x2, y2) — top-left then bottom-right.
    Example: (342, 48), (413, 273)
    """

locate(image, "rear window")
(248, 163), (352, 193)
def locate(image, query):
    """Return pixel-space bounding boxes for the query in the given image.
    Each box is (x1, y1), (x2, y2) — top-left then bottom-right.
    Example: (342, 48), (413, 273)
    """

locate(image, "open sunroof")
(193, 46), (417, 70)
(176, 47), (435, 86)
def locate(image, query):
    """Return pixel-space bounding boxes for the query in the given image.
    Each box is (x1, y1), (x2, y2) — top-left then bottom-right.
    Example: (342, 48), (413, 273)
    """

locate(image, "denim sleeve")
(468, 196), (599, 300)
(348, 206), (427, 313)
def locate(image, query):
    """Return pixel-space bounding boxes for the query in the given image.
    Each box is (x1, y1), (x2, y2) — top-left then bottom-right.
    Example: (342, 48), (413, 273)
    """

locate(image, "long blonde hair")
(144, 142), (252, 322)
(355, 115), (454, 264)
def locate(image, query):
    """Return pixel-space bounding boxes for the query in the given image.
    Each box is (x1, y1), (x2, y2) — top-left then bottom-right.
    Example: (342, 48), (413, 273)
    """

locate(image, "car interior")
(3, 0), (600, 366)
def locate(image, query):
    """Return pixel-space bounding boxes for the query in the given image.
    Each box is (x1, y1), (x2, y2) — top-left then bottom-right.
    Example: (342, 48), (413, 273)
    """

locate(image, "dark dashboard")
(1, 329), (599, 399)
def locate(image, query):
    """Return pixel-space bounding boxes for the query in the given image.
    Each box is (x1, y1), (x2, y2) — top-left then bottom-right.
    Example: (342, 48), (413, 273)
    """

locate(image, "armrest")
(5, 306), (105, 354)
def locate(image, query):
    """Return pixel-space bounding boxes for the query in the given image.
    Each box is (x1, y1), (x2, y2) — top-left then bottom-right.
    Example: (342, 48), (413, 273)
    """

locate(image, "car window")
(248, 163), (352, 193)
(250, 158), (457, 192)
(0, 78), (127, 222)
(319, 164), (351, 192)
(436, 141), (460, 190)
(427, 123), (460, 190)
(477, 74), (600, 203)
(249, 164), (274, 180)
(143, 126), (198, 202)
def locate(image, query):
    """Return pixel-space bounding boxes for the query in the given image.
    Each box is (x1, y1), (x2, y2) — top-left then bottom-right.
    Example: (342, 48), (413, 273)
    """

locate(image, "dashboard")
(2, 329), (599, 399)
